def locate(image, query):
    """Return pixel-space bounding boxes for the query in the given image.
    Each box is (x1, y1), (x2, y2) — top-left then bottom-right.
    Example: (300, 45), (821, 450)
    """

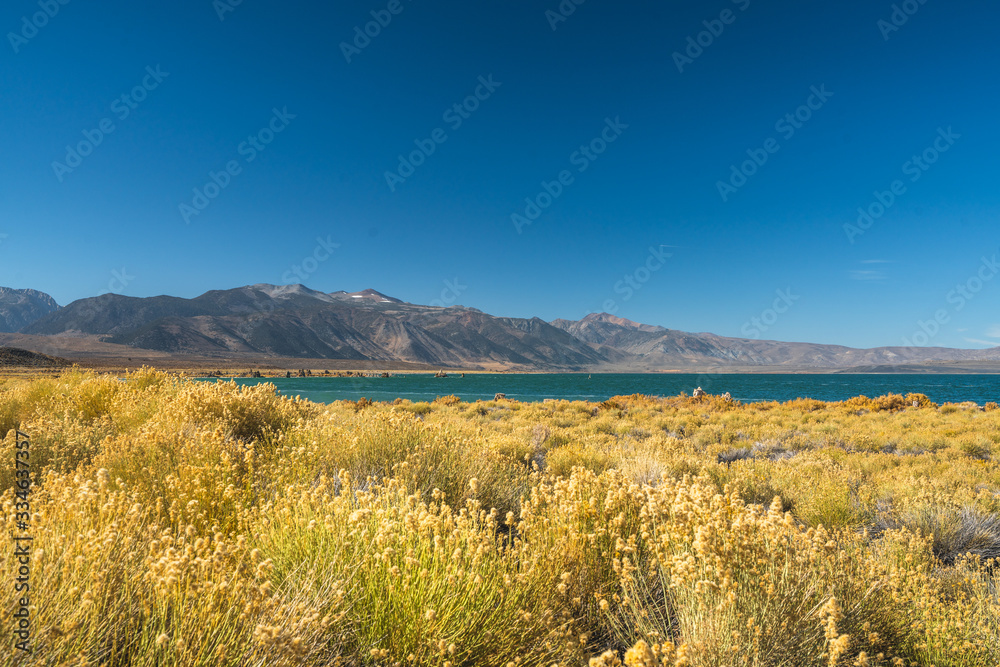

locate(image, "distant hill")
(550, 312), (1000, 369)
(551, 312), (721, 361)
(0, 287), (59, 332)
(0, 346), (68, 367)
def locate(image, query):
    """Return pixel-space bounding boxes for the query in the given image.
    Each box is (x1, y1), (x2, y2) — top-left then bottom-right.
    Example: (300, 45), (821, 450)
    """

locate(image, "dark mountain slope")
(25, 285), (610, 369)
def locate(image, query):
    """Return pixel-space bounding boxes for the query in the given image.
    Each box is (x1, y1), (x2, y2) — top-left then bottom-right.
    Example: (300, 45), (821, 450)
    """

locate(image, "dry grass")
(2, 371), (1000, 665)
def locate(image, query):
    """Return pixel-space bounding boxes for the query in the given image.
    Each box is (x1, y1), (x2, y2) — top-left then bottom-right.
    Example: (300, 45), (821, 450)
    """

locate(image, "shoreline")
(5, 364), (1000, 380)
(3, 368), (996, 408)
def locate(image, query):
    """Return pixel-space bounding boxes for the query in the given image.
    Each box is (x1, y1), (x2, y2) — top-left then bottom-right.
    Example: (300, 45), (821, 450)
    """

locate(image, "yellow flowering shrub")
(1, 370), (999, 665)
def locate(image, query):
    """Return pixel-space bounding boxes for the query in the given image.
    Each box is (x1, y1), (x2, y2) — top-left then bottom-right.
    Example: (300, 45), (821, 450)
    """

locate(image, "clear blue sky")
(2, 0), (998, 349)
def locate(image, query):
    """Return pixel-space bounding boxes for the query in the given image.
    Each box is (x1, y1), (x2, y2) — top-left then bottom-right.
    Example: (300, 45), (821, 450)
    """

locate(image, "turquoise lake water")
(197, 373), (1000, 405)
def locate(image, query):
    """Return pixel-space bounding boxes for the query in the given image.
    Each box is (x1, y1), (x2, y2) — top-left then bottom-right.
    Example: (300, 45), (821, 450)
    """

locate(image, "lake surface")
(196, 373), (1000, 405)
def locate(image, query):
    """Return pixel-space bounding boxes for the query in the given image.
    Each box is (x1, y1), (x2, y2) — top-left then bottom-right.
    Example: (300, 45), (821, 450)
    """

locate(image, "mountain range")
(3, 284), (1000, 371)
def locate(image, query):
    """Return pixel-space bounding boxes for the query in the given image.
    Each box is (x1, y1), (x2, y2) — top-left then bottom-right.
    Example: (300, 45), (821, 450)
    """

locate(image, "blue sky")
(1, 0), (998, 349)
